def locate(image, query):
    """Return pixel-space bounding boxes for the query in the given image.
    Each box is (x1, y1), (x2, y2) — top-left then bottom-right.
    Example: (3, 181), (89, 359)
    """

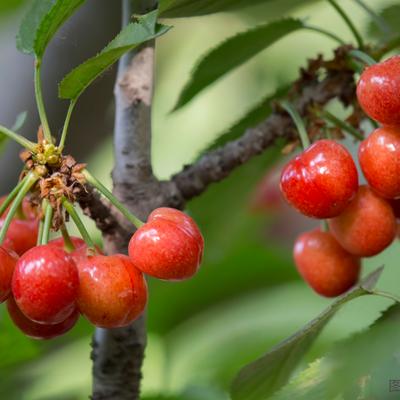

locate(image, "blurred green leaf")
(230, 267), (384, 400)
(0, 0), (26, 14)
(59, 10), (170, 100)
(201, 85), (289, 155)
(173, 19), (304, 110)
(271, 302), (400, 400)
(367, 4), (400, 40)
(17, 0), (85, 57)
(33, 0), (86, 58)
(11, 111), (28, 132)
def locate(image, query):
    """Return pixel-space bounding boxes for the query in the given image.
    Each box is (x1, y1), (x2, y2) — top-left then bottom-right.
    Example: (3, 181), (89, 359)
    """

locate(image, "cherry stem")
(62, 198), (96, 252)
(0, 172), (38, 245)
(0, 124), (36, 151)
(40, 199), (53, 245)
(327, 0), (364, 49)
(61, 224), (75, 252)
(303, 25), (345, 45)
(349, 49), (376, 66)
(0, 178), (27, 218)
(318, 109), (364, 140)
(321, 220), (329, 232)
(59, 100), (77, 151)
(34, 58), (52, 143)
(83, 170), (144, 228)
(371, 289), (400, 304)
(280, 100), (310, 149)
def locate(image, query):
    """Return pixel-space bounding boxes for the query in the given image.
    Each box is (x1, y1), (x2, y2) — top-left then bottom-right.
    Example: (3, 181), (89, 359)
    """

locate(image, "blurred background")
(0, 0), (399, 399)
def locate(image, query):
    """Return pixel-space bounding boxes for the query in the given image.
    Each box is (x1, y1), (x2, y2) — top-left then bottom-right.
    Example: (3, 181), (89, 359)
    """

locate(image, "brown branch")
(171, 66), (355, 202)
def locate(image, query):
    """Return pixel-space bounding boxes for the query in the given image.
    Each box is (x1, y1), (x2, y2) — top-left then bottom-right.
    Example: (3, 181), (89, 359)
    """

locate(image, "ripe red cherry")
(357, 56), (400, 125)
(129, 207), (204, 280)
(7, 296), (78, 340)
(76, 254), (147, 328)
(359, 126), (400, 199)
(1, 218), (39, 256)
(328, 185), (396, 257)
(12, 245), (79, 324)
(0, 246), (18, 303)
(280, 140), (358, 219)
(294, 229), (360, 297)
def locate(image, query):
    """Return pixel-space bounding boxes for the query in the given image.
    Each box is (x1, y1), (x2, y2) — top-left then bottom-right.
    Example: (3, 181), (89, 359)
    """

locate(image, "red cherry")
(0, 195), (38, 219)
(12, 245), (79, 324)
(357, 56), (400, 125)
(7, 296), (78, 340)
(0, 218), (39, 256)
(359, 126), (400, 199)
(0, 246), (18, 303)
(280, 140), (358, 219)
(294, 229), (360, 297)
(76, 254), (147, 328)
(328, 185), (396, 257)
(48, 236), (102, 264)
(129, 208), (204, 280)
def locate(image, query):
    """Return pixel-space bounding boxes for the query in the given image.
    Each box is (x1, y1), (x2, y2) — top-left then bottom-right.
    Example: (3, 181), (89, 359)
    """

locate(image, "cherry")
(12, 245), (79, 324)
(76, 254), (147, 328)
(359, 126), (400, 199)
(0, 194), (39, 255)
(7, 296), (78, 340)
(357, 55), (400, 125)
(328, 185), (396, 257)
(129, 207), (204, 280)
(0, 246), (18, 303)
(294, 229), (360, 297)
(280, 139), (358, 219)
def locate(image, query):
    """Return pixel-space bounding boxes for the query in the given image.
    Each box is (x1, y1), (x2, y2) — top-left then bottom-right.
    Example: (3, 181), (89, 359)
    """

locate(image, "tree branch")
(90, 1), (157, 399)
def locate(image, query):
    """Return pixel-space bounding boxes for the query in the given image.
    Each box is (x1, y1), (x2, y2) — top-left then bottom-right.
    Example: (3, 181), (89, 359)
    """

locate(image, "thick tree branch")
(90, 1), (157, 399)
(171, 68), (355, 201)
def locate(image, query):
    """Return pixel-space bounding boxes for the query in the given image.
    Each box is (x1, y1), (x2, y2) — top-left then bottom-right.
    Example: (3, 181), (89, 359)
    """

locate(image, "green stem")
(61, 224), (75, 252)
(62, 198), (96, 251)
(0, 172), (38, 244)
(34, 58), (52, 143)
(319, 109), (364, 140)
(83, 170), (144, 228)
(327, 0), (364, 49)
(304, 25), (345, 45)
(372, 290), (400, 304)
(40, 199), (53, 245)
(0, 178), (27, 218)
(280, 101), (310, 149)
(321, 220), (329, 232)
(0, 125), (36, 151)
(349, 49), (376, 66)
(59, 100), (77, 151)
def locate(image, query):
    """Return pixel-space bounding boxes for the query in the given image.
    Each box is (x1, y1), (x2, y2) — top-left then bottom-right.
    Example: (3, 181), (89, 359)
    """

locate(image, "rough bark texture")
(86, 7), (358, 397)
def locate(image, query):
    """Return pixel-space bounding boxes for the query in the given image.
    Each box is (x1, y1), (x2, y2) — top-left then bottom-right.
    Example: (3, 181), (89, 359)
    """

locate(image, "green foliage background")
(0, 1), (400, 399)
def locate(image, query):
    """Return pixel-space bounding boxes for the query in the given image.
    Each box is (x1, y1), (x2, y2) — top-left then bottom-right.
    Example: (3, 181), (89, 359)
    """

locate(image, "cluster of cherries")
(280, 55), (400, 297)
(0, 205), (203, 339)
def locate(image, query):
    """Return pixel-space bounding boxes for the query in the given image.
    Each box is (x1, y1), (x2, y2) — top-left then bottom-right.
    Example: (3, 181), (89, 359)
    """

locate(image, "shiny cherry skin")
(359, 126), (400, 199)
(0, 246), (18, 303)
(328, 185), (397, 257)
(7, 296), (78, 340)
(129, 208), (204, 280)
(12, 245), (79, 324)
(357, 56), (400, 125)
(76, 254), (147, 328)
(294, 229), (360, 297)
(280, 140), (358, 219)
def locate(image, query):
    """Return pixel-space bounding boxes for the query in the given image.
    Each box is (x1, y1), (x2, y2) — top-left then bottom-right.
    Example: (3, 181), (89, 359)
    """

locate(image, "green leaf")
(159, 0), (268, 17)
(17, 0), (85, 57)
(367, 4), (400, 40)
(173, 19), (304, 110)
(230, 267), (384, 400)
(59, 10), (171, 100)
(33, 0), (86, 58)
(17, 0), (54, 54)
(201, 85), (289, 155)
(11, 111), (28, 132)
